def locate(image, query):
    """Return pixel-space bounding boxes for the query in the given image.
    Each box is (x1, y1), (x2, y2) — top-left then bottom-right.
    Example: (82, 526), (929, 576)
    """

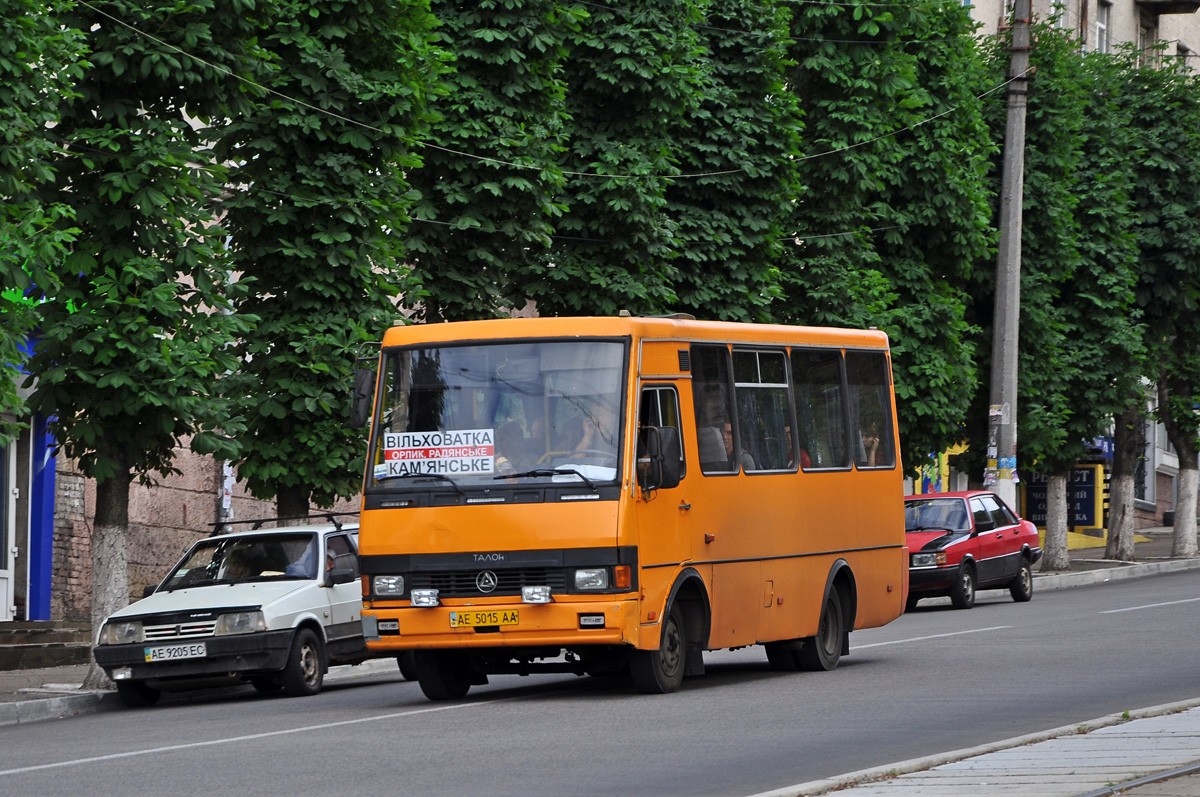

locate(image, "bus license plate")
(144, 642), (207, 662)
(450, 610), (518, 628)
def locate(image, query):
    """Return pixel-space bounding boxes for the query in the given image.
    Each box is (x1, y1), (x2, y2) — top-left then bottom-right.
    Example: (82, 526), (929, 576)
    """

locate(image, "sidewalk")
(3, 528), (1199, 797)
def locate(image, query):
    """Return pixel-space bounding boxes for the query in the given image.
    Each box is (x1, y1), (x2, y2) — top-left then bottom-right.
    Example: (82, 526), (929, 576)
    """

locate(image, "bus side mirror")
(350, 369), (375, 429)
(638, 426), (682, 492)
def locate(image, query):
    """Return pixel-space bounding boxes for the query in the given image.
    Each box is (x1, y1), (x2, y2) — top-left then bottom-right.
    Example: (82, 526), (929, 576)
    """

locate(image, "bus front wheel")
(630, 605), (686, 694)
(797, 588), (844, 672)
(414, 650), (471, 701)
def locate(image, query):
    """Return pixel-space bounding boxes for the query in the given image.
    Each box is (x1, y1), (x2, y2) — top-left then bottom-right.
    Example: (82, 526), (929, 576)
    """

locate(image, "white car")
(93, 518), (390, 707)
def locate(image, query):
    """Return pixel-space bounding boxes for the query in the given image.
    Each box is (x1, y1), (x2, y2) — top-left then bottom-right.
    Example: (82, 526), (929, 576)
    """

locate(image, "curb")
(1034, 557), (1200, 591)
(0, 690), (118, 727)
(748, 696), (1200, 797)
(0, 656), (403, 728)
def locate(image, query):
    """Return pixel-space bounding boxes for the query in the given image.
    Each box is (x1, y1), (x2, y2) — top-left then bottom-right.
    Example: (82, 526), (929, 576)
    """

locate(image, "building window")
(1138, 19), (1157, 66)
(1096, 2), (1111, 54)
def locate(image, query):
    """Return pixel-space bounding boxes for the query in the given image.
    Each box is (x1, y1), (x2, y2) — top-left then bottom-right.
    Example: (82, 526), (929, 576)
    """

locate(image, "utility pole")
(986, 0), (1032, 508)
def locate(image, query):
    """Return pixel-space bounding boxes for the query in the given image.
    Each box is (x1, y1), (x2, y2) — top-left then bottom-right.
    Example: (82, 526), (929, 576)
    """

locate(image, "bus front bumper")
(363, 597), (641, 651)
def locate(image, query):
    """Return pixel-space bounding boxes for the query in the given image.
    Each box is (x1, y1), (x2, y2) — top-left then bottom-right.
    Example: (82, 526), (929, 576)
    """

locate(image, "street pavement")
(3, 527), (1199, 797)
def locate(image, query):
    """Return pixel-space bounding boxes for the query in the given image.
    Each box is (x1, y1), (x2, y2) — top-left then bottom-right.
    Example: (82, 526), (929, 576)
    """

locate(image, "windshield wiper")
(377, 472), (466, 495)
(498, 468), (598, 490)
(906, 525), (955, 533)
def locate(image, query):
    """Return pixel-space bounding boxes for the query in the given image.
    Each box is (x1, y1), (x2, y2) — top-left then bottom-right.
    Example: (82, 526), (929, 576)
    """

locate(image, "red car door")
(981, 494), (1023, 579)
(969, 496), (1006, 585)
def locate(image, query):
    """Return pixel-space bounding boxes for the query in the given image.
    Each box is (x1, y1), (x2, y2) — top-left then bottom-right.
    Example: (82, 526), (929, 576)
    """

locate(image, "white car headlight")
(911, 552), (947, 568)
(99, 620), (144, 645)
(214, 610), (266, 636)
(373, 575), (405, 597)
(574, 568), (609, 590)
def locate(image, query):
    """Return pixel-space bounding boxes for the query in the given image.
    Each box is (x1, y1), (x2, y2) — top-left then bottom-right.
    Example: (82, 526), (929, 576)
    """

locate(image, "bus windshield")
(369, 340), (627, 489)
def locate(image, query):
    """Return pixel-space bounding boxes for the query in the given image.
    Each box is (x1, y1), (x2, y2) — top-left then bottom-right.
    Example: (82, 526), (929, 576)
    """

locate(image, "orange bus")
(353, 316), (908, 700)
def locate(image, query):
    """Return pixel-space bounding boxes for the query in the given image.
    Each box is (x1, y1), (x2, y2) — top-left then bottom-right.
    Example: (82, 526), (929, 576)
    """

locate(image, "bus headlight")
(373, 575), (405, 597)
(574, 568), (609, 590)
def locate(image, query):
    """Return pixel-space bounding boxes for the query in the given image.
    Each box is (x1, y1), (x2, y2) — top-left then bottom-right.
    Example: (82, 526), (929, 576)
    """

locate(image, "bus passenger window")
(791, 349), (848, 469)
(846, 351), (896, 469)
(691, 345), (737, 474)
(733, 350), (794, 472)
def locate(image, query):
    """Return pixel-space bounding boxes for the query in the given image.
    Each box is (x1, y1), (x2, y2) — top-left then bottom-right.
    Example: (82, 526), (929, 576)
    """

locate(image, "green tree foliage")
(514, 0), (704, 316)
(1123, 50), (1200, 557)
(25, 0), (264, 685)
(215, 0), (444, 516)
(780, 0), (994, 469)
(663, 0), (802, 322)
(0, 0), (86, 437)
(401, 0), (581, 323)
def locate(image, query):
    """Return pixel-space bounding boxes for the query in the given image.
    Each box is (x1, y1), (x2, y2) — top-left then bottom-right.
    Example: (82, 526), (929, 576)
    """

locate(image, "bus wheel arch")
(802, 560), (857, 671)
(666, 567), (711, 676)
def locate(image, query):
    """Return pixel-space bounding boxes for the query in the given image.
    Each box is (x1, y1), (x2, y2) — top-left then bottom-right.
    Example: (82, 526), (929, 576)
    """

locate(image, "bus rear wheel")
(797, 588), (844, 671)
(414, 650), (472, 701)
(630, 605), (686, 694)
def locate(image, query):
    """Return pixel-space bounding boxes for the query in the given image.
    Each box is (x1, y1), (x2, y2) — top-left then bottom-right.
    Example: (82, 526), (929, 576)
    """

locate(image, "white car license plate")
(144, 642), (206, 663)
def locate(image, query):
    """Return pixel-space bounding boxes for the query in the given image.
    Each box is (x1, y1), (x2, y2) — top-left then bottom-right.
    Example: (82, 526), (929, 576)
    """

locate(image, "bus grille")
(409, 568), (567, 597)
(143, 620), (218, 640)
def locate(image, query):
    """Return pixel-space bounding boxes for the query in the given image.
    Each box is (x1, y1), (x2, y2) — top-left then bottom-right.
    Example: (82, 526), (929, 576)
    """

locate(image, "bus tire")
(116, 680), (161, 708)
(765, 640), (803, 671)
(414, 650), (471, 701)
(797, 588), (844, 672)
(630, 604), (686, 694)
(282, 628), (325, 697)
(397, 651), (419, 681)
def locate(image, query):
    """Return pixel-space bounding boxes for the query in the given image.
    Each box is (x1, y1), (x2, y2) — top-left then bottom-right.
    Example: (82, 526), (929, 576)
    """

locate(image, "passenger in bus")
(723, 422), (756, 470)
(858, 422), (881, 467)
(785, 426), (811, 469)
(493, 421), (527, 475)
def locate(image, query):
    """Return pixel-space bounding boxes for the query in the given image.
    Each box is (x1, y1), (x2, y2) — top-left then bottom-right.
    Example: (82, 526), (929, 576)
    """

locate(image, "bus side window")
(845, 351), (896, 469)
(639, 385), (686, 480)
(733, 349), (793, 472)
(691, 345), (738, 474)
(791, 349), (848, 469)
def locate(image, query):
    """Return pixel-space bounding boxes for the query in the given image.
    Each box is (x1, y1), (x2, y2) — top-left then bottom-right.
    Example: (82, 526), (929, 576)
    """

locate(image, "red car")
(904, 491), (1042, 610)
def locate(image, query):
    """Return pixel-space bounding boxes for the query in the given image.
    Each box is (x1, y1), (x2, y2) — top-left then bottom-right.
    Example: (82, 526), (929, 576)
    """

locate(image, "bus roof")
(379, 316), (890, 350)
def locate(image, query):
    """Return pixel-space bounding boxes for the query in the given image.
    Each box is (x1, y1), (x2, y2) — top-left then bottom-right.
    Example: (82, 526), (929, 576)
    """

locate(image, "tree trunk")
(1041, 471), (1070, 571)
(1157, 379), (1199, 559)
(1173, 465), (1199, 558)
(277, 484), (310, 521)
(82, 468), (133, 690)
(1105, 399), (1141, 561)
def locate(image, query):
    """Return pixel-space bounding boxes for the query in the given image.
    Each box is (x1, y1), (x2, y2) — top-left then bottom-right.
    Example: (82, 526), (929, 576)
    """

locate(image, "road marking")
(1100, 596), (1200, 614)
(0, 698), (507, 777)
(855, 625), (1012, 649)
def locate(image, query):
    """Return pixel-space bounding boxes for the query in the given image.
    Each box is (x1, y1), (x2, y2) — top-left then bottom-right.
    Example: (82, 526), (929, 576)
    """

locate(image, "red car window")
(970, 498), (995, 531)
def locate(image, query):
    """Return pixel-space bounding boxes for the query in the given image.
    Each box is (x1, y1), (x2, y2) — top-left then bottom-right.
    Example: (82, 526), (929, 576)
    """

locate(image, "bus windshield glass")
(369, 340), (626, 489)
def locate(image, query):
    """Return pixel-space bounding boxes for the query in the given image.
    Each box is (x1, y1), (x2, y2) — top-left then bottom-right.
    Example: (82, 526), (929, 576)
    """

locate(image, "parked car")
(93, 517), (406, 707)
(904, 491), (1043, 610)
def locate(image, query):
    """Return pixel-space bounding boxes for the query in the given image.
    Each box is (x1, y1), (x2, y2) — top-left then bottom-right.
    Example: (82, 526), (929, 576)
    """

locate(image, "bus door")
(633, 381), (691, 621)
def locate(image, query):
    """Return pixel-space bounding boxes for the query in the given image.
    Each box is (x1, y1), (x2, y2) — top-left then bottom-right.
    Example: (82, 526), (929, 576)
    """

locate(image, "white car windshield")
(160, 533), (319, 589)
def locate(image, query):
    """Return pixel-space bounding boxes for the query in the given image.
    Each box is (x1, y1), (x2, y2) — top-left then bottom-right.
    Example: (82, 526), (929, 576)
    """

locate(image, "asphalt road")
(3, 572), (1199, 797)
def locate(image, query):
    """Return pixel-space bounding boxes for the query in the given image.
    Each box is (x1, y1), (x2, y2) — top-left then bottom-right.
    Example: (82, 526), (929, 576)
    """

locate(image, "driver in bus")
(572, 399), (619, 459)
